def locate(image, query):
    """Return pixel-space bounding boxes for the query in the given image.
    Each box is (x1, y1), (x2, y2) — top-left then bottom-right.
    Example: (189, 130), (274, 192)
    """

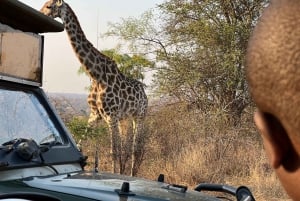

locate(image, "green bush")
(67, 117), (108, 142)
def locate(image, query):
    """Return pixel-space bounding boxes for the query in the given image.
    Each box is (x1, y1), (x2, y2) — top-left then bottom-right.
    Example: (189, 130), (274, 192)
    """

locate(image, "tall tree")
(105, 0), (269, 124)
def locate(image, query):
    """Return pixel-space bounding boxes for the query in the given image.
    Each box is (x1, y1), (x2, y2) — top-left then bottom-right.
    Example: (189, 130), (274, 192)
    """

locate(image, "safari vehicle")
(0, 1), (256, 201)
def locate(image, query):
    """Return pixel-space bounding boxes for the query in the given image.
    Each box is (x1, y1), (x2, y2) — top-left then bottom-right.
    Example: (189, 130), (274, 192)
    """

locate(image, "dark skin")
(246, 0), (300, 199)
(254, 111), (300, 200)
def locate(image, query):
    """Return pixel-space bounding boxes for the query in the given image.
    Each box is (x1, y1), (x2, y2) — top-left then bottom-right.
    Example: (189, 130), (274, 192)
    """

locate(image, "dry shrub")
(138, 102), (290, 200)
(67, 102), (290, 200)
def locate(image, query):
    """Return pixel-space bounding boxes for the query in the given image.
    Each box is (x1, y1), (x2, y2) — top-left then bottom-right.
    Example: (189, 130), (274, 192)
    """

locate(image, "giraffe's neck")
(60, 3), (120, 83)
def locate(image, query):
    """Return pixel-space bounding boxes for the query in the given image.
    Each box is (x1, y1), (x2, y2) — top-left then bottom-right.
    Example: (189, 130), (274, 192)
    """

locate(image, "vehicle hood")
(23, 171), (218, 201)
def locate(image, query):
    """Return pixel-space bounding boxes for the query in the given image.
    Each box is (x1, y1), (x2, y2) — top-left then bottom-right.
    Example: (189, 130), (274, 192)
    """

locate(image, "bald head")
(246, 0), (300, 135)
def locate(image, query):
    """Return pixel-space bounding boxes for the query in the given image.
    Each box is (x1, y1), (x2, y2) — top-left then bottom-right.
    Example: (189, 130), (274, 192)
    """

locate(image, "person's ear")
(254, 111), (291, 169)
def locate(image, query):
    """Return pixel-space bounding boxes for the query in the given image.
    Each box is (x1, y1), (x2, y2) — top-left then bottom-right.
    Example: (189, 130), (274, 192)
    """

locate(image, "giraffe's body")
(41, 0), (148, 176)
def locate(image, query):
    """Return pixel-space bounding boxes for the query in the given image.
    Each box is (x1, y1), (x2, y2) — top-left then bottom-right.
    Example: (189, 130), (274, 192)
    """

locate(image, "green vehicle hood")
(22, 171), (219, 201)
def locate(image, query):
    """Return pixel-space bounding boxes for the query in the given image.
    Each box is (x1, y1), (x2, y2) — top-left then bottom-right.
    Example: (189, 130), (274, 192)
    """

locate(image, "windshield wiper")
(38, 134), (63, 153)
(0, 138), (60, 174)
(0, 161), (9, 167)
(1, 138), (41, 161)
(39, 140), (63, 153)
(39, 134), (62, 145)
(1, 138), (62, 161)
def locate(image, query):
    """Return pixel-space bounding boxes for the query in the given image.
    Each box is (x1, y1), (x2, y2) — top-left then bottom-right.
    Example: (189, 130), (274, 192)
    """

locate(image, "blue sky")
(19, 0), (164, 94)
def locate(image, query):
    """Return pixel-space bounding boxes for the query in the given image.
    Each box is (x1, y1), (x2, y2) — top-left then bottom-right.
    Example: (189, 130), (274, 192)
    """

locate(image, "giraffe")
(86, 80), (101, 126)
(40, 0), (148, 176)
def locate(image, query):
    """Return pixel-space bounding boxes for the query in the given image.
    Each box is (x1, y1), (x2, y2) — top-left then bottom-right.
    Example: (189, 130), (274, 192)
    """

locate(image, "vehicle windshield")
(0, 88), (64, 145)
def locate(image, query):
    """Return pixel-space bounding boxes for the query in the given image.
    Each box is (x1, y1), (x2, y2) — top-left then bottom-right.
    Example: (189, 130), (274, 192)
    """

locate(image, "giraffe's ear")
(56, 0), (64, 7)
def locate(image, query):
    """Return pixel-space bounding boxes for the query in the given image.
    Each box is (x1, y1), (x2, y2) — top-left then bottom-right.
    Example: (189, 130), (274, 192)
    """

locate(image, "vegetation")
(105, 0), (269, 124)
(63, 0), (292, 200)
(64, 103), (289, 200)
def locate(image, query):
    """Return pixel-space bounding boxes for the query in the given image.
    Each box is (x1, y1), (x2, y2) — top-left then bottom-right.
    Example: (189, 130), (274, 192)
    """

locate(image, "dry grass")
(70, 103), (291, 200)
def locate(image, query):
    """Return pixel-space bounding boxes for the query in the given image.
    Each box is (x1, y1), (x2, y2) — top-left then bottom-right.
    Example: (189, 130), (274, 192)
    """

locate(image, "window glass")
(0, 88), (64, 145)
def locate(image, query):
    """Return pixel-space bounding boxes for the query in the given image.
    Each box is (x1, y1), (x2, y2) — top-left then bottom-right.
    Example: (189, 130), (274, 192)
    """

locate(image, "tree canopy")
(104, 0), (269, 124)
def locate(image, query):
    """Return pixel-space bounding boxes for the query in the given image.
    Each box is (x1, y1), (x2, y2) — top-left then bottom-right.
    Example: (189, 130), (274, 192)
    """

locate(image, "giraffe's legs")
(85, 105), (101, 134)
(108, 118), (122, 174)
(87, 85), (101, 128)
(131, 118), (146, 176)
(87, 110), (101, 126)
(118, 120), (131, 174)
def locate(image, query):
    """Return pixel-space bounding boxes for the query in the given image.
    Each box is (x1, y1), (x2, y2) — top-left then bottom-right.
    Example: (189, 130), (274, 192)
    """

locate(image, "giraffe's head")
(40, 0), (65, 18)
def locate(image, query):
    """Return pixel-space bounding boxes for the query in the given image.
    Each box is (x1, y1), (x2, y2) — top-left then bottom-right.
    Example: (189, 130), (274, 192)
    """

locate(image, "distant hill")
(47, 93), (89, 122)
(47, 92), (176, 123)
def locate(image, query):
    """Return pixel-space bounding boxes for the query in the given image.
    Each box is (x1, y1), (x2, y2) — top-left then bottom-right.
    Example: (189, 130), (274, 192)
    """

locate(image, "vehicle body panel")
(0, 171), (219, 201)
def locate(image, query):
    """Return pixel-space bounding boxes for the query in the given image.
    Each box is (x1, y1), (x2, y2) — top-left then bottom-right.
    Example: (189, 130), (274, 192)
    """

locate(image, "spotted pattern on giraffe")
(40, 0), (148, 176)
